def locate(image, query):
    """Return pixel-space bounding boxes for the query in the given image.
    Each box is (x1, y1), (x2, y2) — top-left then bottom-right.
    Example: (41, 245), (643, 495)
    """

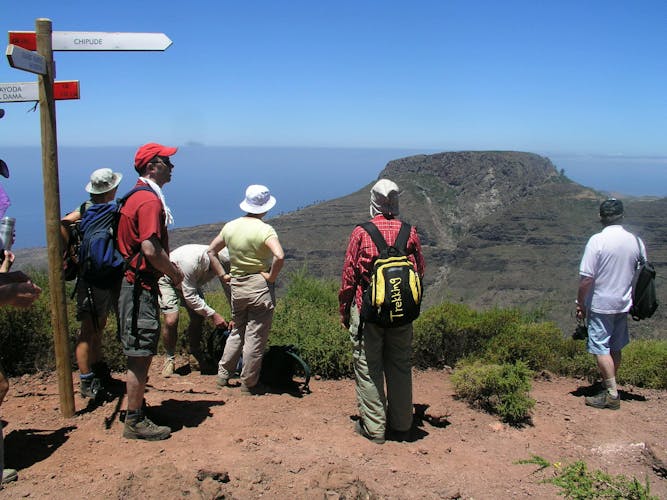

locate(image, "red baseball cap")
(134, 143), (178, 170)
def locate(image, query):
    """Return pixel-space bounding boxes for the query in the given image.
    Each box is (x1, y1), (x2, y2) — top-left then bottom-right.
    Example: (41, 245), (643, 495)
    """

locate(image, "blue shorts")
(587, 312), (629, 355)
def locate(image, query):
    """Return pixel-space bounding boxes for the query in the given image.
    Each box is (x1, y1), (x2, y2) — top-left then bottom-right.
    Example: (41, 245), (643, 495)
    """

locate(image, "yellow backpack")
(359, 222), (422, 328)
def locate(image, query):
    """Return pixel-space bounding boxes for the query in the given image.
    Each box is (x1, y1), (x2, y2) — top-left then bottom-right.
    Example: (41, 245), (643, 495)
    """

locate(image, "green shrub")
(0, 270), (55, 375)
(548, 460), (658, 499)
(270, 268), (352, 379)
(482, 321), (568, 371)
(451, 360), (535, 425)
(618, 340), (667, 389)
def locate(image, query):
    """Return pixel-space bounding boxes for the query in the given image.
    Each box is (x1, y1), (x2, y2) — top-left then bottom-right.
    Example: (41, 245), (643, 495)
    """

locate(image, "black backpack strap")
(394, 222), (412, 254)
(635, 235), (646, 266)
(358, 222), (388, 253)
(117, 185), (156, 275)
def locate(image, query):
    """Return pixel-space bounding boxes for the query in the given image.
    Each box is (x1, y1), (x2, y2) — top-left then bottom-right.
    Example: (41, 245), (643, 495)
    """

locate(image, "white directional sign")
(0, 81), (80, 102)
(9, 31), (172, 51)
(5, 44), (46, 74)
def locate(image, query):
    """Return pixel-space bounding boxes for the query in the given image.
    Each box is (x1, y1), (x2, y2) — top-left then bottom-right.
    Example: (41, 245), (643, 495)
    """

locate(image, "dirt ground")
(0, 357), (665, 499)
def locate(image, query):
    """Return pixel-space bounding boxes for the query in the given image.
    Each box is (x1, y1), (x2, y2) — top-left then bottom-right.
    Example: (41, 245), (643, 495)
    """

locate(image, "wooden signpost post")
(4, 18), (172, 418)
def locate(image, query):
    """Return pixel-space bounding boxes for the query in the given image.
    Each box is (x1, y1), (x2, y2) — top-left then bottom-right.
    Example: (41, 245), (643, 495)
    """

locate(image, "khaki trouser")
(349, 305), (414, 440)
(218, 274), (275, 387)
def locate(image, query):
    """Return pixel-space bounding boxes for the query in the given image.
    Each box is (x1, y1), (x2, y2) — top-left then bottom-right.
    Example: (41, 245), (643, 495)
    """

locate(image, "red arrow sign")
(8, 32), (36, 51)
(53, 81), (80, 100)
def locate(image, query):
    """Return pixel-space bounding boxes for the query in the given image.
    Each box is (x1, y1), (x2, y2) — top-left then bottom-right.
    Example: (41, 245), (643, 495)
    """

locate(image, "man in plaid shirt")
(339, 179), (425, 444)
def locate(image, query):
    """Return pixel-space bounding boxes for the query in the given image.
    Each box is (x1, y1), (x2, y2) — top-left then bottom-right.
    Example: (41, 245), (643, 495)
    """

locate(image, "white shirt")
(579, 225), (645, 314)
(169, 244), (230, 317)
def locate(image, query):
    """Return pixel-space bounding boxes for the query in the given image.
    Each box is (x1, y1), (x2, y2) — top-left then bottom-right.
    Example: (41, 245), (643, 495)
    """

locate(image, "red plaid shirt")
(339, 215), (425, 318)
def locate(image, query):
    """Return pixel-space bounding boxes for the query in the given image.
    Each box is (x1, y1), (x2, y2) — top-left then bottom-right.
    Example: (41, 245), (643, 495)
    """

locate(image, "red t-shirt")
(117, 180), (169, 286)
(338, 215), (425, 317)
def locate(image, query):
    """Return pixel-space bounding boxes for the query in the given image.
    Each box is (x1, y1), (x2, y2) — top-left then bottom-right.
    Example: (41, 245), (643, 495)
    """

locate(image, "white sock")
(604, 377), (618, 398)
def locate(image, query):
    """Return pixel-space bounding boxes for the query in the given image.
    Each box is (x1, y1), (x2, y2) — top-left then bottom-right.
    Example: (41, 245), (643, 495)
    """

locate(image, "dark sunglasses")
(155, 156), (174, 168)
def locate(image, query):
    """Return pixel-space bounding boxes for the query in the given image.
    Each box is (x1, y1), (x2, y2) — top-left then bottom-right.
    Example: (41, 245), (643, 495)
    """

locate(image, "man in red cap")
(117, 143), (184, 440)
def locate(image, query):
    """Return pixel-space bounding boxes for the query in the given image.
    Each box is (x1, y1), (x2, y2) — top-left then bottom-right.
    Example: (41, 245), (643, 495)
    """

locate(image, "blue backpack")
(77, 186), (154, 289)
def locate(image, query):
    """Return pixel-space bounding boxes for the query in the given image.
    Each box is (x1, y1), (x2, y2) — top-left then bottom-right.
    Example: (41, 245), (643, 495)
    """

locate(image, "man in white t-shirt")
(576, 198), (646, 410)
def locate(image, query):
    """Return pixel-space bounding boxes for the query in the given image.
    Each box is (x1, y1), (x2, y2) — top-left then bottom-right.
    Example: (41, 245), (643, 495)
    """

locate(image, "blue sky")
(1, 1), (666, 155)
(0, 1), (666, 249)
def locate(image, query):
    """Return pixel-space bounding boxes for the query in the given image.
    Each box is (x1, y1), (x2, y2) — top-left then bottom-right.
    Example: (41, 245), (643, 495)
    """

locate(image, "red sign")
(8, 32), (36, 51)
(53, 81), (79, 100)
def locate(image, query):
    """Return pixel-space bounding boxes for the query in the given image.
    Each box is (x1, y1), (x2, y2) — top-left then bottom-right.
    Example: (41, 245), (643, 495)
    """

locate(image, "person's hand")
(261, 271), (273, 283)
(0, 250), (15, 273)
(340, 313), (350, 329)
(211, 312), (228, 330)
(4, 281), (41, 308)
(575, 304), (585, 321)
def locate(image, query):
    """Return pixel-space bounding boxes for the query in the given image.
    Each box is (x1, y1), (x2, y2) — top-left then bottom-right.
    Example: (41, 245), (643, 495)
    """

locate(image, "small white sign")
(0, 82), (39, 102)
(5, 44), (46, 75)
(52, 32), (172, 51)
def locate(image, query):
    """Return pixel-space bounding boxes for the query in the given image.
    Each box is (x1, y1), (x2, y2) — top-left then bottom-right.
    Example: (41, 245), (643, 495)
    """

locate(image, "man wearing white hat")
(207, 184), (285, 395)
(61, 167), (123, 402)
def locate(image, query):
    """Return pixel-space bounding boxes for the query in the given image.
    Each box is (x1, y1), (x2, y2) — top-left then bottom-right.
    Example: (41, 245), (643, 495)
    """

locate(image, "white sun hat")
(85, 168), (123, 194)
(239, 184), (276, 214)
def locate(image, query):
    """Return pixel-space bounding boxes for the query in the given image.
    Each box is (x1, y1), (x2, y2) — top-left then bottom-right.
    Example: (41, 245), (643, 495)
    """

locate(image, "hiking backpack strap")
(635, 235), (646, 266)
(393, 222), (412, 254)
(284, 347), (311, 393)
(359, 221), (411, 255)
(358, 221), (388, 255)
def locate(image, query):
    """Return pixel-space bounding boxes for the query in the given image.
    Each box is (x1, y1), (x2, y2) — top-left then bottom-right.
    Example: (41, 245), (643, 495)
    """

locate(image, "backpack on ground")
(77, 186), (154, 289)
(260, 345), (311, 394)
(630, 236), (658, 321)
(359, 221), (422, 328)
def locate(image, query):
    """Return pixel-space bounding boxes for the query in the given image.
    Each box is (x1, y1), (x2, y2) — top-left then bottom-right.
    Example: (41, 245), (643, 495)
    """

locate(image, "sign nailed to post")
(9, 31), (172, 51)
(6, 44), (46, 74)
(0, 81), (80, 102)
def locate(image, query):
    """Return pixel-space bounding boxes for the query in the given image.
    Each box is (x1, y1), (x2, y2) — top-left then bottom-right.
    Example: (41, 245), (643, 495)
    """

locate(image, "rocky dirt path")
(1, 358), (665, 499)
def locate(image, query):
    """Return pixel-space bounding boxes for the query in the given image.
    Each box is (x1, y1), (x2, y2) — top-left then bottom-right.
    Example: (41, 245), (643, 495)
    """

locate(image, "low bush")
(618, 340), (667, 389)
(270, 268), (352, 379)
(0, 270), (54, 375)
(549, 460), (657, 499)
(516, 456), (658, 499)
(451, 360), (535, 425)
(482, 322), (564, 371)
(413, 304), (522, 368)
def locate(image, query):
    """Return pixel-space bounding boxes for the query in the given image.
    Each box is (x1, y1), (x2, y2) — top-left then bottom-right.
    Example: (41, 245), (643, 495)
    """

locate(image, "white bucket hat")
(85, 168), (123, 194)
(239, 184), (276, 214)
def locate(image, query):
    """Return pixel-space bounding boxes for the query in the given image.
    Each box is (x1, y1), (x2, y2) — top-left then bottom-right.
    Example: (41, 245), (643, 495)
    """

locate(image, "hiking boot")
(585, 390), (620, 410)
(91, 361), (113, 385)
(80, 376), (104, 400)
(123, 414), (171, 441)
(216, 376), (229, 388)
(161, 358), (175, 378)
(1, 468), (18, 484)
(354, 420), (385, 444)
(240, 382), (267, 396)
